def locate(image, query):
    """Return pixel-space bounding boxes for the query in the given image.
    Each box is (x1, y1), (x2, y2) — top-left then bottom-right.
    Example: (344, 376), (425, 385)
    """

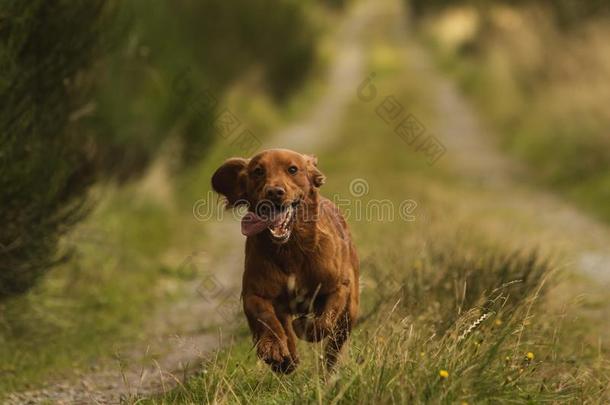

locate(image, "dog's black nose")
(266, 186), (285, 201)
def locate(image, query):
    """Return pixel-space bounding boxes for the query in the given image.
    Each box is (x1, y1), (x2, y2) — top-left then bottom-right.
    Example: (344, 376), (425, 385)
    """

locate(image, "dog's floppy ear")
(305, 154), (325, 188)
(211, 158), (249, 207)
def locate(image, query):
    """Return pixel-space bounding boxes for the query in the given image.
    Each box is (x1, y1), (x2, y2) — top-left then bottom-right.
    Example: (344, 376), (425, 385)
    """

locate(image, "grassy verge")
(0, 186), (167, 392)
(145, 13), (610, 403)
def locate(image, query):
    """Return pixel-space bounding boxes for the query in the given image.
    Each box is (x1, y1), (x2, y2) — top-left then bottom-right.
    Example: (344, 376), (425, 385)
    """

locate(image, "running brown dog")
(211, 148), (359, 373)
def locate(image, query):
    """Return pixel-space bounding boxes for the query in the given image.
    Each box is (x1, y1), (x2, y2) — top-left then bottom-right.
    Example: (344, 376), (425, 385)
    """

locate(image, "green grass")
(149, 245), (605, 404)
(143, 22), (610, 403)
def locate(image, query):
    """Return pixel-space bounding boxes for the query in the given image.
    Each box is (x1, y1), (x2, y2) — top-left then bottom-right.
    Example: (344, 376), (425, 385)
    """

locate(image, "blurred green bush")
(0, 0), (320, 299)
(92, 0), (318, 172)
(0, 0), (105, 298)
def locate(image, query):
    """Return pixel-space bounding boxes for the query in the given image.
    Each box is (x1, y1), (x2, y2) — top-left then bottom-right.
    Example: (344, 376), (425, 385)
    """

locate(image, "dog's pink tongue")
(241, 212), (270, 236)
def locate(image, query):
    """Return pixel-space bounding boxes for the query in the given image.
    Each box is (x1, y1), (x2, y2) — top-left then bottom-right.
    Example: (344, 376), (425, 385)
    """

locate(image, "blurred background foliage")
(409, 0), (610, 221)
(0, 0), (326, 299)
(3, 0), (607, 303)
(1, 0), (609, 399)
(411, 0), (609, 25)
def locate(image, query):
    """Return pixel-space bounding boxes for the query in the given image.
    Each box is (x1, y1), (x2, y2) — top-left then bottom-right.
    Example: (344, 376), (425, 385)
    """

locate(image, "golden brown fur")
(211, 149), (359, 373)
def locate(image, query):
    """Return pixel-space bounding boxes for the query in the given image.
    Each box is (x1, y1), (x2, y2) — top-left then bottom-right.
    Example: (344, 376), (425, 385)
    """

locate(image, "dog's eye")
(252, 167), (264, 177)
(288, 165), (298, 175)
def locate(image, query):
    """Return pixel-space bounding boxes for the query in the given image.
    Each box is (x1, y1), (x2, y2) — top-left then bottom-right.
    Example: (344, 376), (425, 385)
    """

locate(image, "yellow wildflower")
(526, 352), (534, 361)
(439, 369), (449, 379)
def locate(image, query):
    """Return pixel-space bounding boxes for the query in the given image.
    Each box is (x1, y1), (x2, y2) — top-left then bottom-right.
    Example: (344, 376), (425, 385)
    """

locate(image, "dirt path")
(5, 1), (372, 404)
(265, 0), (368, 151)
(392, 0), (610, 284)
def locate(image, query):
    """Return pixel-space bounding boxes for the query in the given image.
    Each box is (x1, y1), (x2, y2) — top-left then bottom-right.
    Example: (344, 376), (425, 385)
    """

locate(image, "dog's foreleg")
(243, 294), (297, 374)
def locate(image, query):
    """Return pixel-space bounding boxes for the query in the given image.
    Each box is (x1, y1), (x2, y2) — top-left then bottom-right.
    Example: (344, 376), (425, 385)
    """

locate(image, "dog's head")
(211, 148), (325, 243)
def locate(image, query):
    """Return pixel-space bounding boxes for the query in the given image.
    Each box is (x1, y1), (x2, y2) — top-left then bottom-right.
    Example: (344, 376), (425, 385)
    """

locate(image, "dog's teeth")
(267, 205), (294, 241)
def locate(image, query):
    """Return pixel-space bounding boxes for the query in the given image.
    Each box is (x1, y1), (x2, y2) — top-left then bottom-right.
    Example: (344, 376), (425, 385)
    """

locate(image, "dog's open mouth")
(241, 201), (299, 243)
(267, 204), (296, 243)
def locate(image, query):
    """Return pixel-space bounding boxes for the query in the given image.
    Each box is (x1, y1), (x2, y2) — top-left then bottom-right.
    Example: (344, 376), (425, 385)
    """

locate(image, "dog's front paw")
(256, 337), (297, 374)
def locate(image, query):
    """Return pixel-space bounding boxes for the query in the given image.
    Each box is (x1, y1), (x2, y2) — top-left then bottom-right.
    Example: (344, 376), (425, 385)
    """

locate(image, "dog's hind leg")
(293, 283), (350, 342)
(325, 281), (358, 370)
(324, 310), (353, 370)
(279, 312), (300, 368)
